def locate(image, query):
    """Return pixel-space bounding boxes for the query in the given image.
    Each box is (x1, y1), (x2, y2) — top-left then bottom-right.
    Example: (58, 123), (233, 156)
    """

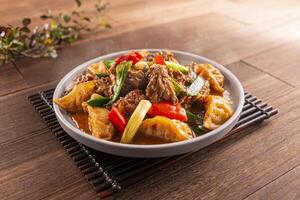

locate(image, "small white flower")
(44, 23), (49, 30)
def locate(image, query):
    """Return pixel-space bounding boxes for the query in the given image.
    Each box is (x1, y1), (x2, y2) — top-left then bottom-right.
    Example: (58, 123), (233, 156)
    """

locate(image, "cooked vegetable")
(139, 116), (194, 142)
(134, 61), (148, 70)
(187, 75), (205, 96)
(186, 111), (203, 125)
(203, 95), (233, 130)
(155, 54), (165, 65)
(186, 111), (208, 135)
(108, 107), (127, 133)
(171, 78), (184, 94)
(190, 125), (208, 136)
(165, 61), (189, 74)
(121, 100), (152, 143)
(148, 102), (188, 122)
(88, 61), (109, 75)
(103, 60), (115, 69)
(96, 73), (110, 78)
(195, 64), (224, 93)
(54, 81), (96, 112)
(86, 106), (115, 140)
(115, 51), (143, 65)
(107, 61), (132, 104)
(87, 95), (110, 107)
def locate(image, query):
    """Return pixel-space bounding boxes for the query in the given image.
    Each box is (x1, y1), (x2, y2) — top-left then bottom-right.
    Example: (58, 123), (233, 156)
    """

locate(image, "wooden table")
(1, 0), (300, 199)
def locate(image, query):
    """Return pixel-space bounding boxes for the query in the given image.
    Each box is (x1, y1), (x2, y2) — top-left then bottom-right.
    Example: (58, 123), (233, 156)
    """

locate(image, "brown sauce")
(70, 112), (91, 134)
(70, 112), (169, 144)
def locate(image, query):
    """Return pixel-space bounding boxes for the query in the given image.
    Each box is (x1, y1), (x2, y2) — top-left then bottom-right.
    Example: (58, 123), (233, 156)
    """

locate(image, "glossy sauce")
(70, 112), (168, 144)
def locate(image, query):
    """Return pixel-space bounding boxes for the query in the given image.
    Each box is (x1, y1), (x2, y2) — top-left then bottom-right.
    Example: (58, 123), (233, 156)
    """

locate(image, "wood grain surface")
(0, 0), (299, 200)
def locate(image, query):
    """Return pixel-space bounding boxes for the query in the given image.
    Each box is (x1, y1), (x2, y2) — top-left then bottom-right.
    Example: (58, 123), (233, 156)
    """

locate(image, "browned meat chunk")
(115, 90), (146, 115)
(146, 64), (178, 103)
(143, 51), (178, 63)
(73, 73), (96, 85)
(121, 69), (147, 95)
(180, 80), (210, 109)
(95, 76), (114, 97)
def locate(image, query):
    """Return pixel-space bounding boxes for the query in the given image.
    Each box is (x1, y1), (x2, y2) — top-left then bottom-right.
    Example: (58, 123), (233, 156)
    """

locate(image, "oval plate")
(53, 49), (244, 158)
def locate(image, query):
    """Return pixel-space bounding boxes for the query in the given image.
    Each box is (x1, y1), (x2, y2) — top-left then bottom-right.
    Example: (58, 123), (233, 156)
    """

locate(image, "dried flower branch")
(0, 0), (111, 66)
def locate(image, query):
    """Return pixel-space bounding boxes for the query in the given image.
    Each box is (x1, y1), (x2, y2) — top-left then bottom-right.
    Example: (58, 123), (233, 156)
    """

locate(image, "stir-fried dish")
(54, 51), (234, 144)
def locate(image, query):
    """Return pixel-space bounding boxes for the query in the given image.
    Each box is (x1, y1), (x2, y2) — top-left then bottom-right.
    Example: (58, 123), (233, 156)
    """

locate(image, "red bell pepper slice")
(154, 54), (165, 65)
(108, 107), (127, 133)
(115, 51), (143, 65)
(148, 102), (188, 122)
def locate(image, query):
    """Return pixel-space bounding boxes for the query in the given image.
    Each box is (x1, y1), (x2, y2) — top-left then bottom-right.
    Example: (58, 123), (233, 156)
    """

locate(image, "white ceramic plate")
(53, 49), (244, 158)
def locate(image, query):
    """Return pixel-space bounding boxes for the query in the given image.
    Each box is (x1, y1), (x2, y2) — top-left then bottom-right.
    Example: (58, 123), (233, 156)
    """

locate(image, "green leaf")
(22, 18), (31, 26)
(75, 0), (81, 7)
(63, 15), (71, 23)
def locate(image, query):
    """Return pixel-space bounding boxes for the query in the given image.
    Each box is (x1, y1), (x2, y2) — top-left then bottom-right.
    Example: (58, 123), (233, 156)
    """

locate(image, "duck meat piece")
(180, 80), (210, 109)
(121, 69), (147, 95)
(95, 76), (114, 97)
(73, 73), (97, 85)
(146, 64), (178, 103)
(115, 90), (146, 115)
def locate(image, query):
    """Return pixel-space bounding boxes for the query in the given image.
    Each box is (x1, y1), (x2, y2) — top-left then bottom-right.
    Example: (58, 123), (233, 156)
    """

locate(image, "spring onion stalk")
(103, 60), (115, 69)
(186, 111), (203, 125)
(121, 100), (152, 143)
(187, 75), (205, 96)
(87, 94), (110, 107)
(106, 61), (132, 105)
(171, 78), (183, 95)
(190, 125), (208, 136)
(165, 61), (189, 74)
(96, 73), (110, 78)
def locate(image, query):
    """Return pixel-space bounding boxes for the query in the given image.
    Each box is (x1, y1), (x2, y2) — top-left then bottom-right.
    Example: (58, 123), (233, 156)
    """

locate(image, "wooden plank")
(116, 63), (300, 200)
(0, 63), (28, 96)
(0, 150), (91, 200)
(120, 94), (300, 200)
(42, 181), (98, 200)
(0, 81), (56, 145)
(0, 0), (228, 37)
(220, 0), (300, 25)
(245, 164), (300, 200)
(0, 128), (59, 170)
(15, 11), (294, 87)
(244, 41), (300, 87)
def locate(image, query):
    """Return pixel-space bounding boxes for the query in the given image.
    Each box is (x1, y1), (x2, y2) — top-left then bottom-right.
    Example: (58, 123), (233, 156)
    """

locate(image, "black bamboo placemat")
(28, 89), (277, 199)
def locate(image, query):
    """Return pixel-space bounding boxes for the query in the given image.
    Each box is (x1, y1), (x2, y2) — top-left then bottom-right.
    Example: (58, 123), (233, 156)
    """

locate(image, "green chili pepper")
(165, 61), (189, 74)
